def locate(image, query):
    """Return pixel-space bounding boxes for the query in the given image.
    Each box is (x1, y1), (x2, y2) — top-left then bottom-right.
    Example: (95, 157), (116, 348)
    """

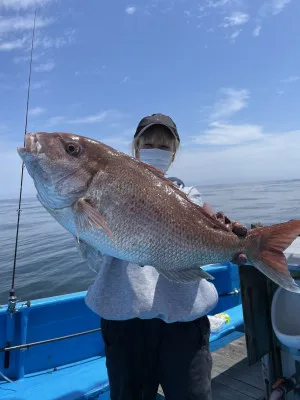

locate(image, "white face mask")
(139, 148), (173, 172)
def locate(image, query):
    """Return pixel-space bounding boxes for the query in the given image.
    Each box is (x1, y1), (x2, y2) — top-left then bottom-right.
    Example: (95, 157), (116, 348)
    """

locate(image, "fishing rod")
(8, 10), (37, 314)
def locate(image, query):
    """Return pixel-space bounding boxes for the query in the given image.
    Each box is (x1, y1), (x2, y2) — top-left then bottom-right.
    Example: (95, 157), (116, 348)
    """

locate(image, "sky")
(1, 0), (300, 199)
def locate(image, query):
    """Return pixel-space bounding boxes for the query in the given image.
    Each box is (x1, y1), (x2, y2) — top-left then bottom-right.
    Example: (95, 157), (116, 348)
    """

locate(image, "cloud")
(256, 0), (292, 36)
(34, 60), (55, 72)
(191, 121), (264, 145)
(272, 0), (291, 15)
(19, 80), (47, 90)
(280, 76), (299, 84)
(67, 112), (109, 124)
(46, 110), (128, 127)
(31, 80), (47, 89)
(0, 38), (27, 51)
(168, 129), (300, 187)
(10, 30), (74, 60)
(221, 12), (249, 27)
(206, 0), (231, 8)
(99, 134), (132, 150)
(12, 51), (44, 64)
(0, 15), (52, 35)
(46, 116), (65, 126)
(210, 87), (249, 120)
(34, 29), (75, 50)
(252, 25), (261, 37)
(47, 111), (110, 126)
(0, 15), (55, 55)
(229, 29), (241, 43)
(121, 76), (130, 84)
(0, 0), (51, 10)
(125, 6), (136, 14)
(29, 107), (45, 116)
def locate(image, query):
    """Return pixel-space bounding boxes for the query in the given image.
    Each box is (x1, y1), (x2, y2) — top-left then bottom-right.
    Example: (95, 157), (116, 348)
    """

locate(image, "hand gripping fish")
(17, 132), (300, 293)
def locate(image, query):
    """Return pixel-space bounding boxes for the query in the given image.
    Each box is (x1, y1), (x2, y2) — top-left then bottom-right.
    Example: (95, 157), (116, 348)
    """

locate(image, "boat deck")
(157, 336), (266, 400)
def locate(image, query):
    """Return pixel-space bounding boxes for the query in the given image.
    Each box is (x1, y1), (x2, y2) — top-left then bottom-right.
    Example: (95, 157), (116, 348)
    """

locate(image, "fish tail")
(246, 220), (300, 293)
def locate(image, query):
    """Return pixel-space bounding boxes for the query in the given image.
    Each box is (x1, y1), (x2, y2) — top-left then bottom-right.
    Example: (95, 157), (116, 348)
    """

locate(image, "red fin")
(74, 198), (114, 241)
(247, 221), (300, 293)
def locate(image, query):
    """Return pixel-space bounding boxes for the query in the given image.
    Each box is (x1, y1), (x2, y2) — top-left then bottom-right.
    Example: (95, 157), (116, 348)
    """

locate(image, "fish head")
(17, 132), (107, 210)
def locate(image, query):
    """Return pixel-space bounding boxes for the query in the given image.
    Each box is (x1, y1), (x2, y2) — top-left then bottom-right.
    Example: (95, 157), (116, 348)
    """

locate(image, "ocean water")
(0, 179), (300, 306)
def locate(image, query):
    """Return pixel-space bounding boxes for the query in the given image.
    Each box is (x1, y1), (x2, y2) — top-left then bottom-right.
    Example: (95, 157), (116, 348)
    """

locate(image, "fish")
(17, 132), (300, 293)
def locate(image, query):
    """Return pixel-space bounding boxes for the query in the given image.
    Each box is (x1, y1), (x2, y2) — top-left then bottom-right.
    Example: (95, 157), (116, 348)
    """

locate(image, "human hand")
(202, 202), (248, 265)
(202, 202), (247, 237)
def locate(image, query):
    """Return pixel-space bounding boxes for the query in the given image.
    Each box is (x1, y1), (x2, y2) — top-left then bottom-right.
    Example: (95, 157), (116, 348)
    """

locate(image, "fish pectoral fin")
(74, 198), (114, 240)
(156, 267), (214, 283)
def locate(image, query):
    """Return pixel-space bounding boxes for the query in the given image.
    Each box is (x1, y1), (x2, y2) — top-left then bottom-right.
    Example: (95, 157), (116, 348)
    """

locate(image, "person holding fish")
(18, 116), (300, 399)
(84, 113), (248, 400)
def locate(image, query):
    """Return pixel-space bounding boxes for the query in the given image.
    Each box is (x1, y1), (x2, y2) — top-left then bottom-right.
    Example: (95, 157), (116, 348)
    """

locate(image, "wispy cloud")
(192, 122), (264, 145)
(195, 87), (253, 147)
(272, 0), (291, 15)
(46, 116), (65, 126)
(29, 107), (45, 116)
(46, 110), (129, 127)
(280, 75), (299, 84)
(34, 60), (55, 72)
(221, 12), (249, 27)
(100, 133), (133, 150)
(67, 111), (109, 124)
(12, 51), (45, 64)
(229, 29), (241, 43)
(206, 0), (231, 8)
(252, 25), (262, 37)
(259, 0), (291, 16)
(210, 87), (249, 120)
(121, 76), (130, 84)
(184, 10), (192, 18)
(255, 0), (292, 36)
(0, 0), (51, 10)
(34, 29), (75, 50)
(31, 80), (47, 89)
(0, 38), (27, 51)
(125, 6), (136, 14)
(0, 15), (52, 35)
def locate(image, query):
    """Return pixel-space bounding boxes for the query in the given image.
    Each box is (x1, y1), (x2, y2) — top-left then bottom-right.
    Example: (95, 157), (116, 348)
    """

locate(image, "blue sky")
(1, 0), (300, 199)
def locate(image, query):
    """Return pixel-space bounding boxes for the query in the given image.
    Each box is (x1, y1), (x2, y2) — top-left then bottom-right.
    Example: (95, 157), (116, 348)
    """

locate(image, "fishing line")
(9, 10), (37, 302)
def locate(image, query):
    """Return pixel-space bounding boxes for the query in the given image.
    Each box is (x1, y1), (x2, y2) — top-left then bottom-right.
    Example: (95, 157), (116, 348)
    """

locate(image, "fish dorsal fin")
(142, 162), (231, 233)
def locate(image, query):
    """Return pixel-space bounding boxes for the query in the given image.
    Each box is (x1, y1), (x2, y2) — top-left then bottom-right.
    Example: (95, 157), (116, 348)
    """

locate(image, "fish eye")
(65, 142), (81, 156)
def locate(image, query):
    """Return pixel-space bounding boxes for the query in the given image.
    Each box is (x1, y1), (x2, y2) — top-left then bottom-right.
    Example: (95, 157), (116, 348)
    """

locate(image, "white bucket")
(271, 279), (300, 361)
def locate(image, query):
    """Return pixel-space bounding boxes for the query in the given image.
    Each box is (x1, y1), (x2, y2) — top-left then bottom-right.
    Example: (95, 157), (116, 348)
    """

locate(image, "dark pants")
(101, 316), (212, 400)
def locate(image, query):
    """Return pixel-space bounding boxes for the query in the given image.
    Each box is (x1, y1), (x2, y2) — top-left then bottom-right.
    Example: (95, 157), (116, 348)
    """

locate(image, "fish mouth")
(17, 133), (43, 158)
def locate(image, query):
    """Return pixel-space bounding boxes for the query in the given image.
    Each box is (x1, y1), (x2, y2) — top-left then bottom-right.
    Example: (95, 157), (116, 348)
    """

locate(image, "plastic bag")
(208, 312), (230, 333)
